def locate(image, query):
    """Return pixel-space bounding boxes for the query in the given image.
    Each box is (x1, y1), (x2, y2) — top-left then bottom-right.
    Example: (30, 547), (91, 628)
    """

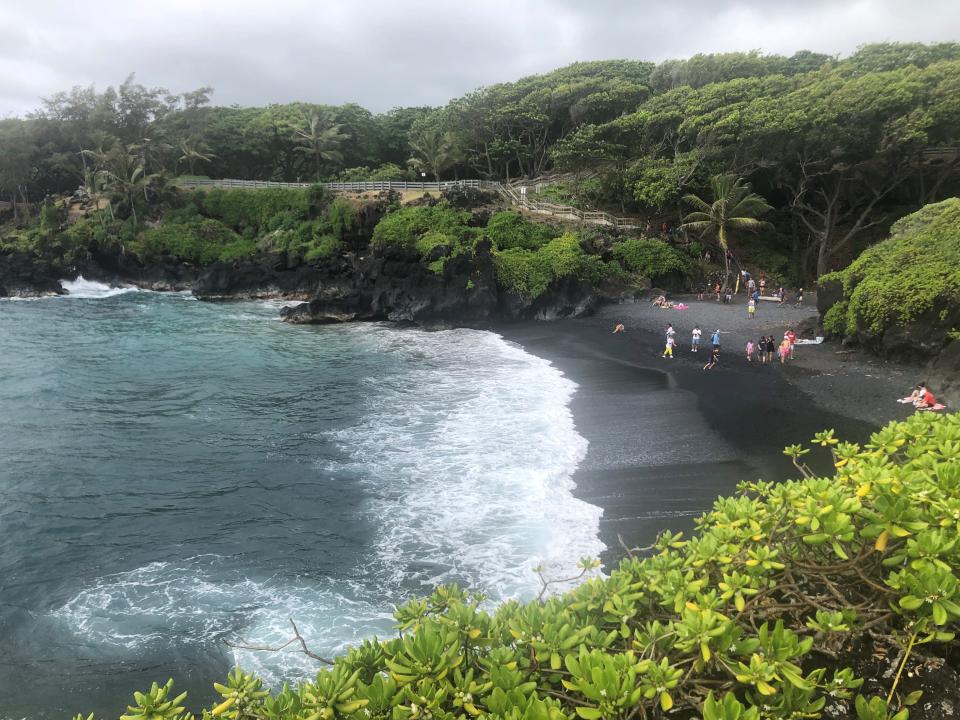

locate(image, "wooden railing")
(175, 178), (498, 192)
(174, 177), (640, 229)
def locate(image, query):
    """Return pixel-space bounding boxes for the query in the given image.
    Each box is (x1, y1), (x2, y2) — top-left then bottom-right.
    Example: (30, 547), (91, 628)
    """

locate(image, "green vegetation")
(4, 44), (960, 282)
(371, 205), (474, 253)
(612, 238), (689, 280)
(85, 412), (960, 720)
(681, 175), (772, 290)
(820, 199), (960, 341)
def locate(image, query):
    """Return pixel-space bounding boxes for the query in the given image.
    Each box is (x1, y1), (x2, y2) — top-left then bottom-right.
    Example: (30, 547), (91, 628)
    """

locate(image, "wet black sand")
(500, 310), (885, 569)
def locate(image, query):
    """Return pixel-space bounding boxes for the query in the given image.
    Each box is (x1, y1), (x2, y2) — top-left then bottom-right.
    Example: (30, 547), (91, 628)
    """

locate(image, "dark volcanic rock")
(927, 340), (960, 409)
(193, 253), (325, 300)
(0, 249), (64, 297)
(817, 276), (844, 317)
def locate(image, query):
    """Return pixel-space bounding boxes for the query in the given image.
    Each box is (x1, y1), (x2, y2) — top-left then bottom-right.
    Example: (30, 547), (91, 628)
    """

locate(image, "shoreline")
(498, 295), (923, 569)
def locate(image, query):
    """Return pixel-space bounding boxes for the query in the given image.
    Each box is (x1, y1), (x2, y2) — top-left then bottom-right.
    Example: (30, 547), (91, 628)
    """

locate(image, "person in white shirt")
(691, 326), (701, 352)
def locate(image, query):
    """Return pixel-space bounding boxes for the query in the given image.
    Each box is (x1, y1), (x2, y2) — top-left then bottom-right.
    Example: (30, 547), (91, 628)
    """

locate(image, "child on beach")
(746, 340), (755, 362)
(711, 329), (721, 350)
(703, 345), (720, 370)
(779, 338), (792, 365)
(662, 336), (675, 358)
(747, 298), (756, 318)
(691, 325), (701, 352)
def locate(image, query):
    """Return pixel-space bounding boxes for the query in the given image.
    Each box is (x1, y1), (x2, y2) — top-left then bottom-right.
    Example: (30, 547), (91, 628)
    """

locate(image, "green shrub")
(822, 300), (851, 336)
(138, 218), (254, 265)
(485, 211), (556, 250)
(304, 235), (342, 264)
(371, 205), (473, 252)
(91, 413), (960, 720)
(824, 199), (960, 340)
(493, 233), (591, 299)
(613, 237), (689, 279)
(200, 187), (313, 234)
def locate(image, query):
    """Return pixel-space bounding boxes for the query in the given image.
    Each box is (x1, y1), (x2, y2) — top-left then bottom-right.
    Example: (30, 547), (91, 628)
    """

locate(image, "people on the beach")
(665, 323), (676, 341)
(697, 285), (705, 301)
(723, 289), (732, 304)
(759, 277), (766, 295)
(711, 329), (721, 350)
(777, 287), (786, 304)
(746, 340), (755, 362)
(747, 298), (756, 318)
(612, 323), (625, 334)
(785, 329), (797, 359)
(662, 335), (675, 358)
(714, 282), (721, 302)
(794, 288), (804, 307)
(765, 335), (775, 363)
(747, 276), (756, 296)
(653, 295), (675, 309)
(691, 325), (701, 352)
(779, 337), (791, 365)
(703, 345), (720, 370)
(913, 382), (937, 409)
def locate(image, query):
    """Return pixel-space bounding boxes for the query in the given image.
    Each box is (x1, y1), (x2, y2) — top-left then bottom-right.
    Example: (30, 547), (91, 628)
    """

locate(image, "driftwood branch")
(223, 618), (335, 665)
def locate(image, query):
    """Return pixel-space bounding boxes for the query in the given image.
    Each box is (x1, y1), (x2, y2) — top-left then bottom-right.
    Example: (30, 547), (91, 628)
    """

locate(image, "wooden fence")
(174, 177), (640, 229)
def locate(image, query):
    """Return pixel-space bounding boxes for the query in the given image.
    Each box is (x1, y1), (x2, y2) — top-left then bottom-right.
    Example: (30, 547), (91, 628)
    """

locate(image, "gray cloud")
(1, 0), (958, 117)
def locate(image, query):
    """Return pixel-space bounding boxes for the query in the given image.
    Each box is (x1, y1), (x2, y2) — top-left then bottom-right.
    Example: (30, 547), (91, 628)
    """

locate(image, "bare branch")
(223, 618), (335, 665)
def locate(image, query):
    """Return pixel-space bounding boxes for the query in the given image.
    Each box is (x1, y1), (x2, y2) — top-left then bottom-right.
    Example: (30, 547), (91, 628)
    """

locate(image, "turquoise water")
(0, 281), (602, 718)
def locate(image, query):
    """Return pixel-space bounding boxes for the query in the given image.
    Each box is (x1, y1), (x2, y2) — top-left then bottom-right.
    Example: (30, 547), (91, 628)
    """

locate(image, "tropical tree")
(98, 147), (159, 225)
(681, 174), (772, 290)
(407, 120), (457, 182)
(293, 110), (349, 180)
(176, 138), (215, 175)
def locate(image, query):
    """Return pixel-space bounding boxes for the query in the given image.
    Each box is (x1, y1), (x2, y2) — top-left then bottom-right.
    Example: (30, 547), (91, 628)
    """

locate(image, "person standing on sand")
(662, 335), (675, 358)
(794, 288), (804, 307)
(765, 335), (776, 363)
(779, 337), (791, 365)
(697, 285), (704, 301)
(714, 282), (721, 302)
(747, 298), (756, 318)
(691, 325), (701, 352)
(785, 329), (797, 359)
(703, 345), (720, 370)
(665, 323), (676, 344)
(746, 339), (755, 362)
(759, 277), (766, 295)
(711, 329), (721, 350)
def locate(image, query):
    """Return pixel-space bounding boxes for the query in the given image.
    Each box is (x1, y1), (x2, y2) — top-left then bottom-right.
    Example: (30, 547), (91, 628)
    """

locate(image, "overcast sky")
(2, 0), (959, 117)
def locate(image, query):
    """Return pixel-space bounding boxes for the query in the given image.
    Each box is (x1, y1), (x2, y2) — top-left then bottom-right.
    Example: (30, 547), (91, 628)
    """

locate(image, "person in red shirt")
(915, 383), (937, 409)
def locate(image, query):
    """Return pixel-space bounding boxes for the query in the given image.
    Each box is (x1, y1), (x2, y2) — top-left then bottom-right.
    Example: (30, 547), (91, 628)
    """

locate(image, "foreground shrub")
(137, 219), (255, 265)
(85, 413), (960, 720)
(371, 204), (474, 252)
(485, 211), (556, 251)
(613, 237), (689, 280)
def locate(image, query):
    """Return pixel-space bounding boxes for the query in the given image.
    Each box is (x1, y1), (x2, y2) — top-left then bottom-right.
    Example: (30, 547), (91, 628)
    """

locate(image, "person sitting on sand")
(652, 295), (675, 308)
(913, 382), (937, 409)
(612, 323), (625, 334)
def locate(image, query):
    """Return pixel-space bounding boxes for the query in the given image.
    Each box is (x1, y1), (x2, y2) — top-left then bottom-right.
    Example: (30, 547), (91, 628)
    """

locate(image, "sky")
(1, 0), (959, 117)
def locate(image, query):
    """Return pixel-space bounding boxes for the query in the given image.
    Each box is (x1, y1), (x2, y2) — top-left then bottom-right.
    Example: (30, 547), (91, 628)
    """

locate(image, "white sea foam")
(60, 276), (140, 298)
(52, 323), (602, 685)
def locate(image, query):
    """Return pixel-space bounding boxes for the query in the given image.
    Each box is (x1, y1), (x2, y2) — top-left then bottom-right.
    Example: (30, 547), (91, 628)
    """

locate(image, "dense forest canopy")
(2, 42), (960, 279)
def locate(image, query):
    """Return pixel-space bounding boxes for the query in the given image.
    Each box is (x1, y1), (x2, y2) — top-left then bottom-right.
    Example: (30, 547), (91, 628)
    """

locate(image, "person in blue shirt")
(711, 329), (721, 349)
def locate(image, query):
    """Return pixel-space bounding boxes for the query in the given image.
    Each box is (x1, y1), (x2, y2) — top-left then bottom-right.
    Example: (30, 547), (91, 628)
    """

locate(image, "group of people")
(696, 273), (804, 309)
(653, 322), (799, 371)
(745, 332), (795, 364)
(901, 382), (941, 411)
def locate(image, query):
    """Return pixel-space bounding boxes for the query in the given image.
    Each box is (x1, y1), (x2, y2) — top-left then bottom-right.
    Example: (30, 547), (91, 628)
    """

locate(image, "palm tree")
(408, 125), (456, 182)
(176, 139), (215, 176)
(293, 111), (349, 180)
(98, 148), (158, 225)
(681, 174), (772, 291)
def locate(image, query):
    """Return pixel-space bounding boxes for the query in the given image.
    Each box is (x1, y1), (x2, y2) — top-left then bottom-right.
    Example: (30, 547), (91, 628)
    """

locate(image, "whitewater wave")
(51, 323), (602, 685)
(60, 276), (140, 298)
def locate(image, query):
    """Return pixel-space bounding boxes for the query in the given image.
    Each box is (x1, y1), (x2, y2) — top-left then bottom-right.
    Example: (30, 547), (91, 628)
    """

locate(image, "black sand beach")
(500, 293), (923, 568)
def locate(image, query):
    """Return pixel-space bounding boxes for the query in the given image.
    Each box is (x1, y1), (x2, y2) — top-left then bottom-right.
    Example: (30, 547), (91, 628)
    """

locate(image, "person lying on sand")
(652, 295), (675, 308)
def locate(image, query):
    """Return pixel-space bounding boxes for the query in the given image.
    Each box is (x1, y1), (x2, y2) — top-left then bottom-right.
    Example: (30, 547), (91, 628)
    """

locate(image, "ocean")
(0, 280), (603, 718)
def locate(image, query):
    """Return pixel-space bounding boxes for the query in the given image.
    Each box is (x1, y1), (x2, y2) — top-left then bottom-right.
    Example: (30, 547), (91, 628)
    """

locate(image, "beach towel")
(794, 337), (824, 345)
(674, 303), (688, 310)
(898, 397), (947, 412)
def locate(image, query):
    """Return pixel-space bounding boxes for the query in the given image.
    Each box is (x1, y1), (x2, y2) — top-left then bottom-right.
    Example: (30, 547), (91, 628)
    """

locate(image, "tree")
(176, 138), (215, 175)
(407, 121), (457, 182)
(681, 174), (772, 289)
(293, 110), (349, 180)
(98, 147), (159, 225)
